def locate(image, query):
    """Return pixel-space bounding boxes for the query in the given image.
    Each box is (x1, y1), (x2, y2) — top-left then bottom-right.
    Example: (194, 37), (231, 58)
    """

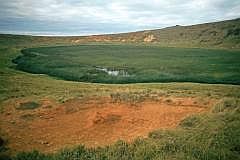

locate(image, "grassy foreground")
(0, 35), (240, 160)
(10, 98), (240, 160)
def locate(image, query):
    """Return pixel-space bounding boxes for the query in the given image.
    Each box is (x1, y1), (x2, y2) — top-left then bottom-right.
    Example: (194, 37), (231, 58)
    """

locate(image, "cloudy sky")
(0, 0), (239, 36)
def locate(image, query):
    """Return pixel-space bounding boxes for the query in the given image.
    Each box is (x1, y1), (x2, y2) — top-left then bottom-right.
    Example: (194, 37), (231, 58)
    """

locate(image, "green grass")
(13, 44), (240, 84)
(0, 34), (240, 160)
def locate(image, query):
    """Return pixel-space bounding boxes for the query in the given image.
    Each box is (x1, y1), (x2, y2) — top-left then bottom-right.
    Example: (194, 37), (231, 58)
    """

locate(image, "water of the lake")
(96, 67), (130, 77)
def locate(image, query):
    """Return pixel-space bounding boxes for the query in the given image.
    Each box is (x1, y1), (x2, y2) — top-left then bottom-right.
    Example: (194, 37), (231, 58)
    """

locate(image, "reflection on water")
(96, 67), (130, 77)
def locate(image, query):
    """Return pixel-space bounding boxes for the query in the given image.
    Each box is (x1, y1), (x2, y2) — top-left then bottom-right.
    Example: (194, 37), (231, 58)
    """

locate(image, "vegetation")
(0, 18), (240, 49)
(0, 18), (240, 160)
(16, 101), (40, 110)
(13, 44), (240, 84)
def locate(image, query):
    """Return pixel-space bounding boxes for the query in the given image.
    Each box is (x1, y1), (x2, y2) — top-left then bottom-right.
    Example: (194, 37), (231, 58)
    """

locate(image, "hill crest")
(0, 18), (240, 49)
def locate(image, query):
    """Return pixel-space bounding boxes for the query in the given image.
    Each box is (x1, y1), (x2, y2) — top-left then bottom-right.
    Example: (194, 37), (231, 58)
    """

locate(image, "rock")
(40, 140), (49, 145)
(144, 34), (156, 42)
(10, 121), (15, 124)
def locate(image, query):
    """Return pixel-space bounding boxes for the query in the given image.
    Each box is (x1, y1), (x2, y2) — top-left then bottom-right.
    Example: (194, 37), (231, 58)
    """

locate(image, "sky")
(0, 0), (240, 36)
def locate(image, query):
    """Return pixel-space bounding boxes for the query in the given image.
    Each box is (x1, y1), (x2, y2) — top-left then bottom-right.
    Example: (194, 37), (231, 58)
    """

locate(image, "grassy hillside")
(1, 38), (240, 159)
(13, 45), (240, 84)
(0, 18), (240, 49)
(0, 18), (240, 160)
(108, 18), (240, 48)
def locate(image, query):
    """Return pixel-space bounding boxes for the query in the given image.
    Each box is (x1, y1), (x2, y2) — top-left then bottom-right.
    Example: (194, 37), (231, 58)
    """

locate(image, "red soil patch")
(0, 96), (214, 154)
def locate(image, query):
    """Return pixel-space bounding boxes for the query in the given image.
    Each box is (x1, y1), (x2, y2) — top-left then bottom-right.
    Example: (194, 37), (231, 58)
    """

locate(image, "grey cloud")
(0, 0), (239, 35)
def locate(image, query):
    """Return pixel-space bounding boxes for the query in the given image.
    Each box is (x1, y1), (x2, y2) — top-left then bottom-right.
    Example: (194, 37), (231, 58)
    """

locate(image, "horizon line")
(0, 17), (239, 37)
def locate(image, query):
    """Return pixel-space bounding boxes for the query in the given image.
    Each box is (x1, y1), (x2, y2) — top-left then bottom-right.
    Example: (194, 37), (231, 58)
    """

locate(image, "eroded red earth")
(0, 96), (215, 154)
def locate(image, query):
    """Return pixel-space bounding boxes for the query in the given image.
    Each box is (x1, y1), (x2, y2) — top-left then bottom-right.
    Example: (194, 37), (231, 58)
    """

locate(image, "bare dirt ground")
(0, 96), (215, 154)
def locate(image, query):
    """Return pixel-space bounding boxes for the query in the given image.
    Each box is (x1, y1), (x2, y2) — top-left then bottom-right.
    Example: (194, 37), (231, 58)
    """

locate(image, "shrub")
(0, 154), (11, 160)
(226, 28), (240, 37)
(14, 151), (50, 160)
(0, 137), (3, 147)
(179, 115), (201, 128)
(212, 98), (240, 113)
(16, 101), (40, 110)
